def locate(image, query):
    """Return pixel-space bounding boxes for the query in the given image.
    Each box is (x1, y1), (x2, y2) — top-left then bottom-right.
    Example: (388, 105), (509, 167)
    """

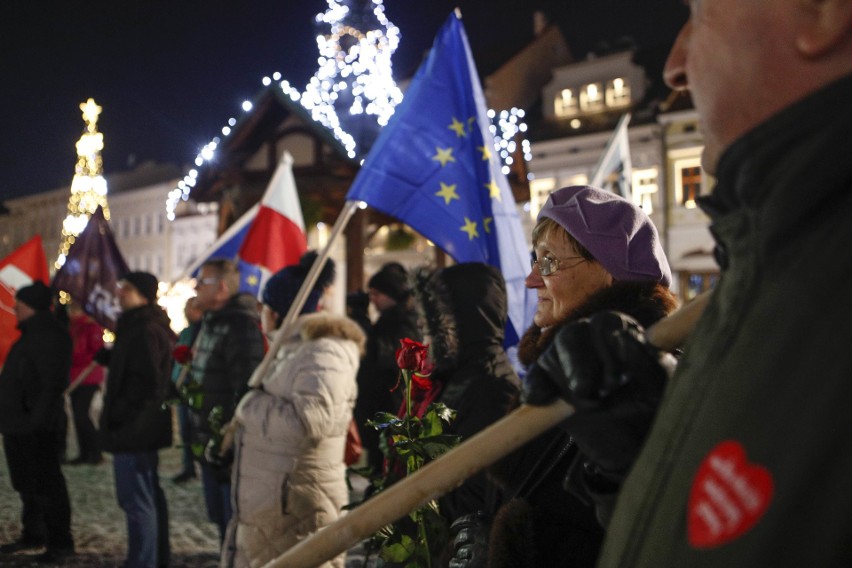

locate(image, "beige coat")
(221, 312), (365, 568)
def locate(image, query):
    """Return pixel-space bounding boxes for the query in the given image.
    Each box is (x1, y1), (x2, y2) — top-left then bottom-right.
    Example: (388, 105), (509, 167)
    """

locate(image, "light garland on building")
(488, 107), (531, 175)
(165, 5), (531, 218)
(301, 0), (403, 158)
(57, 98), (111, 269)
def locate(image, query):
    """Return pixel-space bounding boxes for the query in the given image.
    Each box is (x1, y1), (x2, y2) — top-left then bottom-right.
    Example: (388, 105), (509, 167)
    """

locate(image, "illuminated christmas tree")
(300, 0), (403, 158)
(56, 98), (111, 269)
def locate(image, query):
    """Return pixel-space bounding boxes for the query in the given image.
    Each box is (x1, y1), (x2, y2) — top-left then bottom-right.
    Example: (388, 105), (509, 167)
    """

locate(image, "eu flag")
(346, 11), (534, 343)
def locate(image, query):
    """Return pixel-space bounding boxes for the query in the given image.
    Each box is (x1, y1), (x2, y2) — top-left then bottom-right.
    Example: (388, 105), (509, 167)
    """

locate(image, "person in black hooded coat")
(408, 262), (521, 524)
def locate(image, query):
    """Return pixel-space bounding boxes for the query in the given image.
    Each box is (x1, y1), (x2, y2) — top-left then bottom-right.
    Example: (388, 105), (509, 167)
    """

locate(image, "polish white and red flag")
(0, 235), (50, 365)
(238, 151), (308, 277)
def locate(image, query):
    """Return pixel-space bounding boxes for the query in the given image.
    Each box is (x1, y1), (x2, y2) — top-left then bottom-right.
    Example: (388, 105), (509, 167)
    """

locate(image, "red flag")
(238, 151), (307, 273)
(0, 235), (50, 365)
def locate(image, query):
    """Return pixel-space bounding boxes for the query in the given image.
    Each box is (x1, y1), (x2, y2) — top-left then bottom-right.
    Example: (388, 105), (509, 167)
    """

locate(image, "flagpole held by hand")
(246, 201), (361, 388)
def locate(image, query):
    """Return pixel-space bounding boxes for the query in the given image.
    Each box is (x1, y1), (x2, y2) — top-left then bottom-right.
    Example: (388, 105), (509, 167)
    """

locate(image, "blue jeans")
(113, 452), (169, 568)
(200, 463), (231, 543)
(176, 405), (196, 475)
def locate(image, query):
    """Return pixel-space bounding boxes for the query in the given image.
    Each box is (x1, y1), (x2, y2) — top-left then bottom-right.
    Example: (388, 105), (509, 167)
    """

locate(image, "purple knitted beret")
(537, 185), (671, 287)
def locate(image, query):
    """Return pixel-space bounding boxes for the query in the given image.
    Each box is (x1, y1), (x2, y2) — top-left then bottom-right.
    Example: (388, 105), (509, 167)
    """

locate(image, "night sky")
(0, 0), (687, 201)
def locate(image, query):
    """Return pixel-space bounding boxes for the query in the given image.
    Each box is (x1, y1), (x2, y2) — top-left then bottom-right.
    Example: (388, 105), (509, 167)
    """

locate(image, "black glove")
(448, 511), (491, 568)
(523, 311), (672, 474)
(93, 346), (111, 366)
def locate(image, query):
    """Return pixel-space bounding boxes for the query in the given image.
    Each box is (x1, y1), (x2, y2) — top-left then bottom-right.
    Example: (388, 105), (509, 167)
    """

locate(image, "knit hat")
(368, 263), (410, 303)
(537, 185), (671, 287)
(16, 281), (52, 311)
(262, 251), (335, 315)
(120, 271), (159, 304)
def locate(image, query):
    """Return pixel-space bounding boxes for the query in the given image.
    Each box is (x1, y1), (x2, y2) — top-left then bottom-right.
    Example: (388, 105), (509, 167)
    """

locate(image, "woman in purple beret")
(450, 186), (679, 568)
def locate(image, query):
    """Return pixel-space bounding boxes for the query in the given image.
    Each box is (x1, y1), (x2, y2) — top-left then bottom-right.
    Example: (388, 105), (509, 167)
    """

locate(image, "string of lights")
(165, 1), (529, 219)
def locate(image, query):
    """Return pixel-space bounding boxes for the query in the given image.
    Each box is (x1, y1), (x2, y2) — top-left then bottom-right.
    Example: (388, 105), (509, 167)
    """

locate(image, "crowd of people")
(2, 2), (851, 565)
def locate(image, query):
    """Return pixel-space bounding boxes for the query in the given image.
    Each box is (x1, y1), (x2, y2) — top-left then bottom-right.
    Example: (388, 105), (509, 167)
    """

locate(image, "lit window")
(555, 88), (578, 117)
(673, 156), (704, 208)
(631, 168), (659, 214)
(606, 77), (631, 107)
(681, 271), (718, 302)
(681, 166), (703, 208)
(529, 177), (557, 218)
(579, 83), (605, 112)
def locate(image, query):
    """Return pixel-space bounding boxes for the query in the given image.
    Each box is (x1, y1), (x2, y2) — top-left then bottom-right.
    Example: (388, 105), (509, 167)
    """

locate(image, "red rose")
(410, 372), (433, 391)
(395, 338), (432, 375)
(173, 344), (192, 365)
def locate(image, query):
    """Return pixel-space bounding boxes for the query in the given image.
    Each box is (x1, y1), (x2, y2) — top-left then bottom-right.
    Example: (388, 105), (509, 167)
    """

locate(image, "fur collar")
(518, 281), (678, 366)
(297, 312), (366, 356)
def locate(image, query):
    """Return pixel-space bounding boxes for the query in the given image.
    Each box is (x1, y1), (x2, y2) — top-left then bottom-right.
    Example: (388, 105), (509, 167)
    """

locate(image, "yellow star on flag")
(432, 147), (456, 167)
(245, 274), (259, 287)
(467, 116), (476, 132)
(485, 179), (501, 201)
(478, 144), (492, 161)
(436, 182), (460, 205)
(483, 217), (494, 234)
(460, 217), (479, 240)
(449, 117), (467, 138)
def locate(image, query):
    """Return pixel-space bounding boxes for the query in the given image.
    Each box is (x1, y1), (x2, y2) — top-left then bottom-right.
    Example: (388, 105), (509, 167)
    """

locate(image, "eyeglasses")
(195, 277), (220, 288)
(530, 255), (587, 276)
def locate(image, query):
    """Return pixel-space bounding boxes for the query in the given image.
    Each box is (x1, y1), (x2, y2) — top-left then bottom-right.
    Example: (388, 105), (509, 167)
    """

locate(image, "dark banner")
(53, 206), (129, 330)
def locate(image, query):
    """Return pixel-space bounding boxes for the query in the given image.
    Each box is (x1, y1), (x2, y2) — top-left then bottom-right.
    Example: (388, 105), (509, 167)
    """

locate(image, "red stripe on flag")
(239, 205), (307, 273)
(0, 235), (49, 365)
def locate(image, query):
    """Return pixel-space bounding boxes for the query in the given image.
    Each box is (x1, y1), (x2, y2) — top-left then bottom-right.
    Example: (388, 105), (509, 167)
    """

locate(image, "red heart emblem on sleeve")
(688, 440), (774, 548)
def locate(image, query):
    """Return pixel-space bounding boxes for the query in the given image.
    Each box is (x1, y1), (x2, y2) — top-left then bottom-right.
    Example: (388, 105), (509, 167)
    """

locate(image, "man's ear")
(796, 0), (852, 56)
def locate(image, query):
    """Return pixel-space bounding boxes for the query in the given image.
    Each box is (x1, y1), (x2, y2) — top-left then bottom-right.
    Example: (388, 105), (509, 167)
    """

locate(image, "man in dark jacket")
(525, 2), (852, 566)
(354, 262), (422, 473)
(191, 259), (265, 543)
(100, 271), (174, 568)
(0, 281), (74, 564)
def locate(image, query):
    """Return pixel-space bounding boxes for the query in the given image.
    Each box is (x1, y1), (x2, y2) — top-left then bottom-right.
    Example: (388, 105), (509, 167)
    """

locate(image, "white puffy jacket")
(221, 312), (365, 568)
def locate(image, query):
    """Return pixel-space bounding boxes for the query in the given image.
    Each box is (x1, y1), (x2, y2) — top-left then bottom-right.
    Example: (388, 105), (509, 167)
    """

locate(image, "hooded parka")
(410, 263), (522, 523)
(221, 312), (365, 568)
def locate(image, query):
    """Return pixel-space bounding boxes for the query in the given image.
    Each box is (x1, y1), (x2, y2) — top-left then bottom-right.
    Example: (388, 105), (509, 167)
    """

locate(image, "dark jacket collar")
(206, 292), (260, 324)
(518, 281), (677, 366)
(17, 310), (58, 333)
(701, 73), (852, 221)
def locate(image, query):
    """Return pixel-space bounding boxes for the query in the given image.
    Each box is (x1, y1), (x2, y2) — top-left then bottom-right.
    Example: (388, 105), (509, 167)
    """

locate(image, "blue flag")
(179, 204), (263, 297)
(52, 206), (129, 331)
(346, 12), (535, 343)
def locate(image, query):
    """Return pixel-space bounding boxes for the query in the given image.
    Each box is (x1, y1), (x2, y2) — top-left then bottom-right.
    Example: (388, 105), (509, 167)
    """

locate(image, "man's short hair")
(201, 258), (240, 295)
